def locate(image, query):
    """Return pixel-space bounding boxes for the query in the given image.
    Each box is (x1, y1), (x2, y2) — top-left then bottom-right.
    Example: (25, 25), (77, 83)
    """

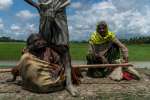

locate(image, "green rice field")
(0, 42), (150, 61)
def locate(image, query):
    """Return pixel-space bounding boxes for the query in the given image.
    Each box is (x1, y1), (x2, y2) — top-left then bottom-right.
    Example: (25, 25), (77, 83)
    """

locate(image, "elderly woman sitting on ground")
(86, 21), (140, 81)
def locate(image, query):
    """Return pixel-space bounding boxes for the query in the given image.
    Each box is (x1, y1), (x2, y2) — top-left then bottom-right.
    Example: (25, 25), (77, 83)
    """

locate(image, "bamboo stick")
(0, 63), (133, 73)
(73, 63), (133, 68)
(0, 68), (12, 73)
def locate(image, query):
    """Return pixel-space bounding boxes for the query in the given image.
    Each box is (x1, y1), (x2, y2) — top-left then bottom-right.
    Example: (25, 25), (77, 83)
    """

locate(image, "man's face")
(97, 25), (108, 37)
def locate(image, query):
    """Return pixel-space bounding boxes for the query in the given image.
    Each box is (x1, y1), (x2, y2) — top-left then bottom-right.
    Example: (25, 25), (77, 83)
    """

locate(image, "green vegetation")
(70, 42), (88, 61)
(127, 44), (150, 61)
(70, 43), (150, 61)
(0, 36), (24, 42)
(0, 42), (150, 61)
(120, 36), (150, 44)
(0, 42), (25, 60)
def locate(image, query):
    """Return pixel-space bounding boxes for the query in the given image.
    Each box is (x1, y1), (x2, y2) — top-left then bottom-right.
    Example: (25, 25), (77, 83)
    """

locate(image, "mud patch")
(0, 68), (150, 100)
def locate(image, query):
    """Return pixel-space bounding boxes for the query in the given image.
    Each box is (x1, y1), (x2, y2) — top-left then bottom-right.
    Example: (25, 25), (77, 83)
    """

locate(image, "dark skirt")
(86, 43), (120, 78)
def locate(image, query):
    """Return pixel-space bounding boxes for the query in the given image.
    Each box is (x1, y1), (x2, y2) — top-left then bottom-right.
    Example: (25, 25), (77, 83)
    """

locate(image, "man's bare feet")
(66, 84), (79, 97)
(6, 77), (16, 82)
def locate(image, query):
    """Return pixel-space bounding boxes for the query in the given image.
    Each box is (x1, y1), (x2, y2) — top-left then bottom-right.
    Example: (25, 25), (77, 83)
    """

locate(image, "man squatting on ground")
(23, 0), (78, 96)
(87, 21), (140, 80)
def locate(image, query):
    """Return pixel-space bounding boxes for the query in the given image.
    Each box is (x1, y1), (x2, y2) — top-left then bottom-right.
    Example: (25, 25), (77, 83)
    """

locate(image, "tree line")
(120, 36), (150, 44)
(1, 36), (150, 44)
(0, 36), (24, 42)
(71, 36), (150, 44)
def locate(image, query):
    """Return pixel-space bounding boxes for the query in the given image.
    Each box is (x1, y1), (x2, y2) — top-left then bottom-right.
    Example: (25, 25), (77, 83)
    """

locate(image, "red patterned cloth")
(123, 71), (134, 80)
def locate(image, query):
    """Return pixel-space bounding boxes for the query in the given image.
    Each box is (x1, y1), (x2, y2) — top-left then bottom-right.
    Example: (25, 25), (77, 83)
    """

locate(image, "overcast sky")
(0, 0), (150, 41)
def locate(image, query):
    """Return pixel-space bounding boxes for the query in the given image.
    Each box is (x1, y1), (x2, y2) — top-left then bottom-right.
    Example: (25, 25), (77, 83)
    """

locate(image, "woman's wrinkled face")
(97, 25), (108, 37)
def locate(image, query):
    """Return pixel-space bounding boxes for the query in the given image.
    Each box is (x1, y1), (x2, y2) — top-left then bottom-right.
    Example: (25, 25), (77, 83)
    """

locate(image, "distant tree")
(122, 36), (150, 44)
(0, 36), (25, 42)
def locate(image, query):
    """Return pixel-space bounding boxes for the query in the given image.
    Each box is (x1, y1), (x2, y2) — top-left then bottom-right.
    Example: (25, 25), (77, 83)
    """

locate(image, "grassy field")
(0, 42), (25, 60)
(0, 42), (150, 61)
(127, 44), (150, 61)
(70, 43), (150, 61)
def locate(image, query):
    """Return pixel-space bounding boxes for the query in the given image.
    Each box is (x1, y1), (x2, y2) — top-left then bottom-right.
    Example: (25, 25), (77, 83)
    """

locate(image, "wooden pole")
(0, 63), (133, 73)
(72, 63), (133, 68)
(0, 68), (12, 73)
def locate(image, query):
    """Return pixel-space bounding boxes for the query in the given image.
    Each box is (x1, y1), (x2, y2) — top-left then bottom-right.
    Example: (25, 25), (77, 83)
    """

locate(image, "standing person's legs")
(55, 10), (78, 96)
(63, 50), (79, 96)
(40, 9), (79, 96)
(51, 45), (79, 96)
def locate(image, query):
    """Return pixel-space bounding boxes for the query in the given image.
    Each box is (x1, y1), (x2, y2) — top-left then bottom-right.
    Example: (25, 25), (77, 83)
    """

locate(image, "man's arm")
(113, 38), (128, 62)
(24, 0), (40, 11)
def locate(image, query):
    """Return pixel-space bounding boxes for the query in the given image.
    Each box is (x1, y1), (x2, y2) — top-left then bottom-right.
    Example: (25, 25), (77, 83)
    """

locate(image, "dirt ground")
(0, 68), (150, 100)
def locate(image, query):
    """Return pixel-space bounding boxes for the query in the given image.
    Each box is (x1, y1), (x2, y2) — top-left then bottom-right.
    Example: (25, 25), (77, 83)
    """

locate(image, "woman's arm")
(113, 38), (128, 62)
